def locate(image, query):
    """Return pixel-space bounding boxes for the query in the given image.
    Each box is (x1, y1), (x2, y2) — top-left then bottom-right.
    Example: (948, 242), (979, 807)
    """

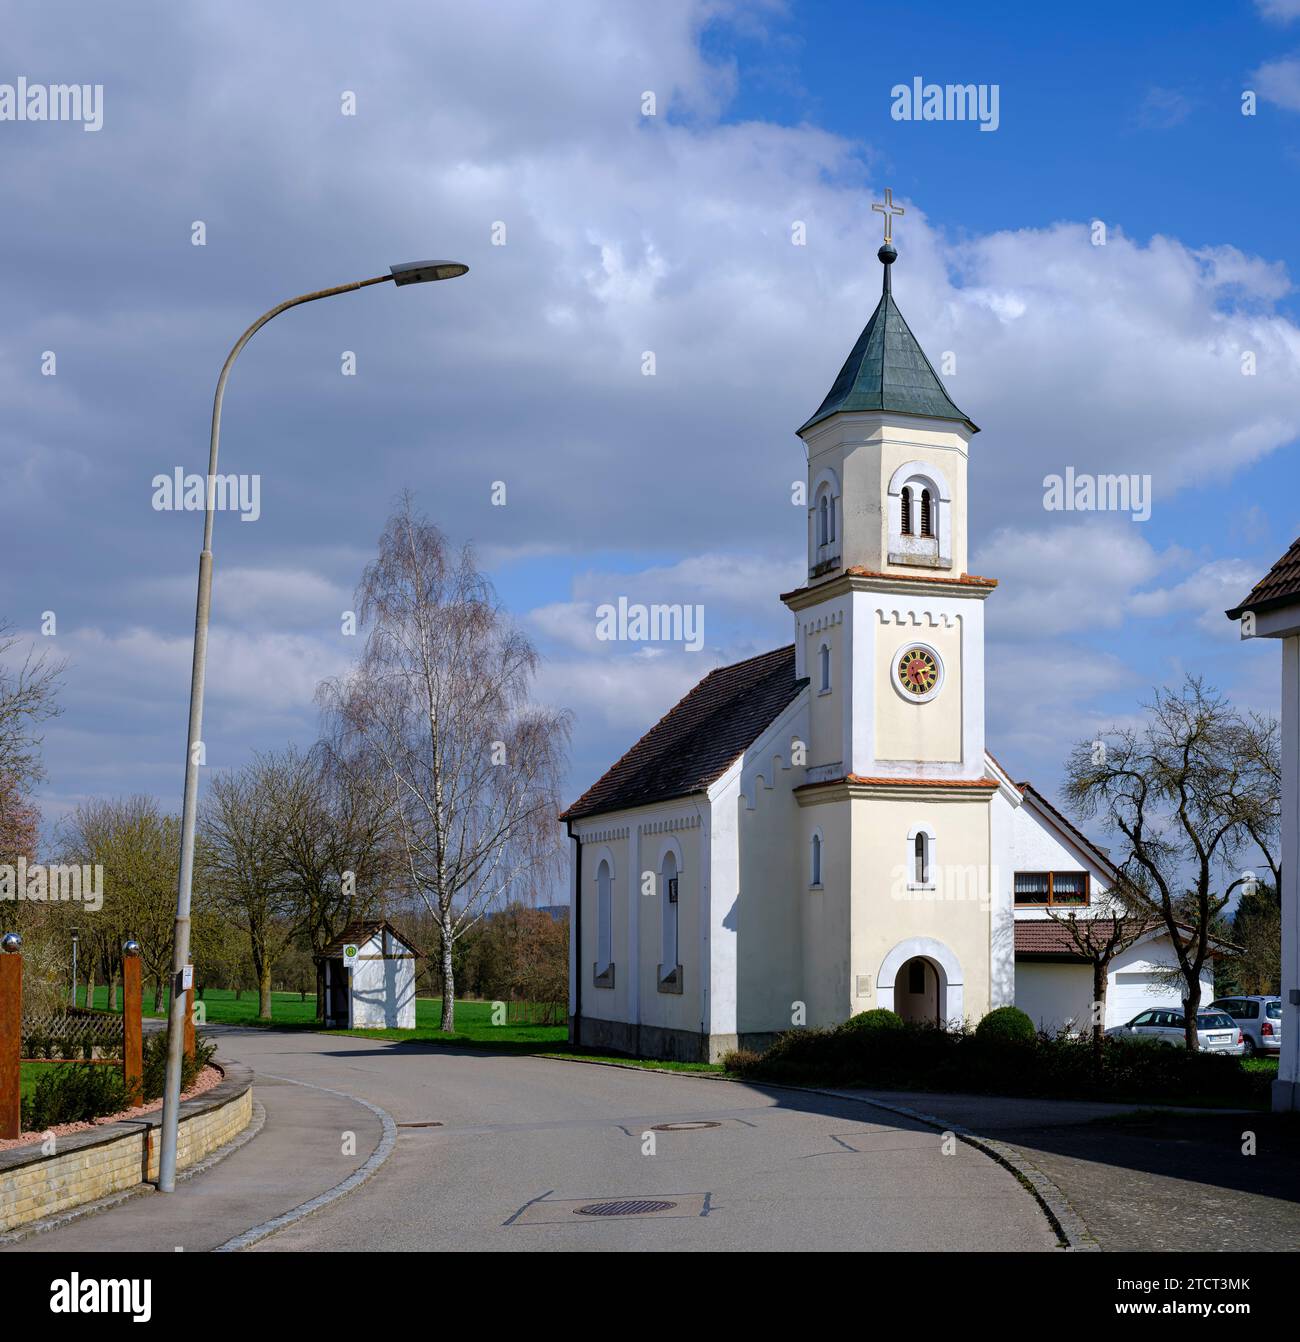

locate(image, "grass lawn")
(71, 984), (320, 1023)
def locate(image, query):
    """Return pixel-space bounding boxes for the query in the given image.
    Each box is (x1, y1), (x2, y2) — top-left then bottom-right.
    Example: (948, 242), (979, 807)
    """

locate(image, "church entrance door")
(894, 956), (940, 1026)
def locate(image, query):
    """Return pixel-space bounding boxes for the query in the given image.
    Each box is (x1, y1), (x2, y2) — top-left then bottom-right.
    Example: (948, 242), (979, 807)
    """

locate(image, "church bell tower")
(783, 196), (996, 785)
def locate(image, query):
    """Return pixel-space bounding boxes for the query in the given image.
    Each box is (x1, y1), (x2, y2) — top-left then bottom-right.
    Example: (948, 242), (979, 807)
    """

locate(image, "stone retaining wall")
(0, 1061), (254, 1234)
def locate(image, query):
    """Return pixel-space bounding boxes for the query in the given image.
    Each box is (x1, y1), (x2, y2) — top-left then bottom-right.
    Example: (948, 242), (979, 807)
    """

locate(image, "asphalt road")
(6, 1026), (1057, 1253)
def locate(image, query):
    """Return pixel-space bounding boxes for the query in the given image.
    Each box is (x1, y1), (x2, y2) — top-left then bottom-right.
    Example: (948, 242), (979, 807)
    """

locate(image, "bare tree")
(1064, 676), (1280, 1049)
(198, 755), (299, 1019)
(271, 742), (395, 1019)
(0, 620), (63, 862)
(1045, 888), (1155, 1065)
(319, 495), (569, 1032)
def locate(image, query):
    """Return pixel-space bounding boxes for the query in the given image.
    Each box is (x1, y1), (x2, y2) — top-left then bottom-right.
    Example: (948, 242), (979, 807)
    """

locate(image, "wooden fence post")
(0, 936), (21, 1140)
(184, 967), (195, 1062)
(122, 944), (142, 1104)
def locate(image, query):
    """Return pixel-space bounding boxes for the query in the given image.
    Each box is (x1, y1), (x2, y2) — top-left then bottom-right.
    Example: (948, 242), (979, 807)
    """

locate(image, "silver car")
(1209, 996), (1282, 1058)
(1106, 1007), (1245, 1055)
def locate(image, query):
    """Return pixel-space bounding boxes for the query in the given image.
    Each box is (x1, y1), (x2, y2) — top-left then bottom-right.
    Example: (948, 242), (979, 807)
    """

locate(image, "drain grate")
(574, 1199), (679, 1217)
(397, 1121), (443, 1128)
(649, 1121), (721, 1132)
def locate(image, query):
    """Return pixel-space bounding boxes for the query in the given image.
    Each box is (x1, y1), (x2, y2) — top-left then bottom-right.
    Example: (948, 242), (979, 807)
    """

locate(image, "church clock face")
(894, 644), (943, 702)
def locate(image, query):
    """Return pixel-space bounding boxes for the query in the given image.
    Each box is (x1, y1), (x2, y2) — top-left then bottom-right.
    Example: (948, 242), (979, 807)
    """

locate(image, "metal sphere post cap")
(1, 932), (21, 953)
(122, 938), (141, 957)
(389, 259), (469, 286)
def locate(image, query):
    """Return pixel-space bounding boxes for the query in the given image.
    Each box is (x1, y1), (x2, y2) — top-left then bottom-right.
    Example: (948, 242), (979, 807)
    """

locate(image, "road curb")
(212, 1073), (397, 1252)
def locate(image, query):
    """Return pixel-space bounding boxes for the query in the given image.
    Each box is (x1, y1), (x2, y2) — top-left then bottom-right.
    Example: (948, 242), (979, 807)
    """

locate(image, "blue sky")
(3, 0), (1299, 862)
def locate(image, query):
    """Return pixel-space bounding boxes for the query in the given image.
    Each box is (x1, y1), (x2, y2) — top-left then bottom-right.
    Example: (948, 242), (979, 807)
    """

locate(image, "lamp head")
(389, 260), (469, 286)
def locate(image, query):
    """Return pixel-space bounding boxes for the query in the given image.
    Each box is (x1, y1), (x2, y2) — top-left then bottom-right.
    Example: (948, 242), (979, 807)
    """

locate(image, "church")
(561, 201), (1214, 1062)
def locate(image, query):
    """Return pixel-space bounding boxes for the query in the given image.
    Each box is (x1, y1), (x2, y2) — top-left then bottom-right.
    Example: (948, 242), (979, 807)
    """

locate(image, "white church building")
(562, 224), (1213, 1062)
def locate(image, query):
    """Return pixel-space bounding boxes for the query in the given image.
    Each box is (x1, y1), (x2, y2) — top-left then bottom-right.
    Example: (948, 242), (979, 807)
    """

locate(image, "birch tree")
(319, 495), (569, 1032)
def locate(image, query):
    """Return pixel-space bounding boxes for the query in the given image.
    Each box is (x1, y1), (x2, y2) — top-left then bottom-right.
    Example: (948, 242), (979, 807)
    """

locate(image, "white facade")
(565, 250), (1164, 1061)
(325, 926), (418, 1030)
(1233, 594), (1300, 1111)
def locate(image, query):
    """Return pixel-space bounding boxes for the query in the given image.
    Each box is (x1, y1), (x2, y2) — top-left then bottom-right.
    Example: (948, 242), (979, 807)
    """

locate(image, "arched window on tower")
(818, 642), (831, 693)
(920, 488), (933, 538)
(909, 829), (935, 889)
(818, 492), (830, 547)
(810, 831), (823, 887)
(900, 486), (913, 536)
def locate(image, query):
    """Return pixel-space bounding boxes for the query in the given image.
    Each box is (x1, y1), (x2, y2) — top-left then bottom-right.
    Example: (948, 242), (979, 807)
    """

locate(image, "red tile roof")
(781, 568), (998, 603)
(561, 645), (805, 822)
(1226, 534), (1300, 619)
(1015, 918), (1237, 958)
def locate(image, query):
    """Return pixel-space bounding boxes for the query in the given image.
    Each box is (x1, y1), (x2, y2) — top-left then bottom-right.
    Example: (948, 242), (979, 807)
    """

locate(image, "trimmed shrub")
(728, 1020), (1269, 1106)
(21, 1065), (129, 1130)
(975, 1006), (1036, 1045)
(842, 1008), (903, 1034)
(141, 1029), (216, 1102)
(721, 1049), (761, 1073)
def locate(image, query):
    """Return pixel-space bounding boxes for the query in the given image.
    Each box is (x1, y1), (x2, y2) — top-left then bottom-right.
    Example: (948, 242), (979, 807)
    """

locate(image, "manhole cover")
(573, 1199), (679, 1217)
(397, 1121), (443, 1129)
(649, 1121), (721, 1132)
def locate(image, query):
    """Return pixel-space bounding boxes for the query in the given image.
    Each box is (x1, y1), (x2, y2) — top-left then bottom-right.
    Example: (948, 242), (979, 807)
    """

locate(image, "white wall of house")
(1007, 790), (1113, 918)
(349, 930), (417, 1029)
(1019, 935), (1217, 1035)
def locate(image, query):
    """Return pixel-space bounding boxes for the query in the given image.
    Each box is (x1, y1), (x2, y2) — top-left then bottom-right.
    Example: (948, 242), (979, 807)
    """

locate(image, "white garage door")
(1108, 971), (1211, 1028)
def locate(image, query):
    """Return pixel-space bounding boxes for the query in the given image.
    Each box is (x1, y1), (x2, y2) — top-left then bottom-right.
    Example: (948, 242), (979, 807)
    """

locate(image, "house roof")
(1015, 918), (1238, 960)
(561, 645), (806, 822)
(798, 248), (977, 436)
(1016, 781), (1120, 882)
(1226, 534), (1300, 619)
(316, 920), (422, 960)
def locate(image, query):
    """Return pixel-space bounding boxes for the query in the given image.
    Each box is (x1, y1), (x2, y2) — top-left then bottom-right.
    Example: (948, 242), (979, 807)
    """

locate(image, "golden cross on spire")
(872, 187), (904, 245)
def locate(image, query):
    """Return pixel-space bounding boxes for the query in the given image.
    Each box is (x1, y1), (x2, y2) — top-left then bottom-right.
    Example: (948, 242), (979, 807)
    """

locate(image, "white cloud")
(1128, 558), (1259, 636)
(976, 523), (1172, 638)
(1252, 53), (1300, 111)
(1256, 0), (1300, 22)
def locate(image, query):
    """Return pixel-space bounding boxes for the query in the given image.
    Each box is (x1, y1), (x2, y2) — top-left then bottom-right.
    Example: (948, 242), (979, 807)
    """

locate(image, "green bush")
(141, 1029), (216, 1102)
(975, 1006), (1036, 1045)
(21, 1065), (129, 1130)
(842, 1008), (903, 1033)
(726, 1018), (1270, 1107)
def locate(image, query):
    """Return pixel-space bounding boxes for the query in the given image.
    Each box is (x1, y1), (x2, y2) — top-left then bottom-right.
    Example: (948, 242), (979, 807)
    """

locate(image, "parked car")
(1105, 1007), (1245, 1055)
(1209, 996), (1282, 1057)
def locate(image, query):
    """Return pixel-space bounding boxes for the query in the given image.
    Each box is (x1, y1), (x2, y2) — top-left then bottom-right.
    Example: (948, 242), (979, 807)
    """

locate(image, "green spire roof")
(799, 245), (977, 436)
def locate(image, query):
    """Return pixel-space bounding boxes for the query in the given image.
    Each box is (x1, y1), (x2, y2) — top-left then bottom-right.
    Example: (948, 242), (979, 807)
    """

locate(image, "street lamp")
(157, 259), (468, 1193)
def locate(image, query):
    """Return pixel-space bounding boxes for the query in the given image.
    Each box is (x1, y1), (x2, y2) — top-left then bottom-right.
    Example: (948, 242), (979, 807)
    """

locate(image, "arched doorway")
(894, 956), (941, 1025)
(876, 937), (964, 1027)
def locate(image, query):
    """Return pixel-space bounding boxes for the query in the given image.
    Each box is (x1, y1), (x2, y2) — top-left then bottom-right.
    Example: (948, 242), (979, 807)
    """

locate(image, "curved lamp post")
(157, 260), (468, 1193)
